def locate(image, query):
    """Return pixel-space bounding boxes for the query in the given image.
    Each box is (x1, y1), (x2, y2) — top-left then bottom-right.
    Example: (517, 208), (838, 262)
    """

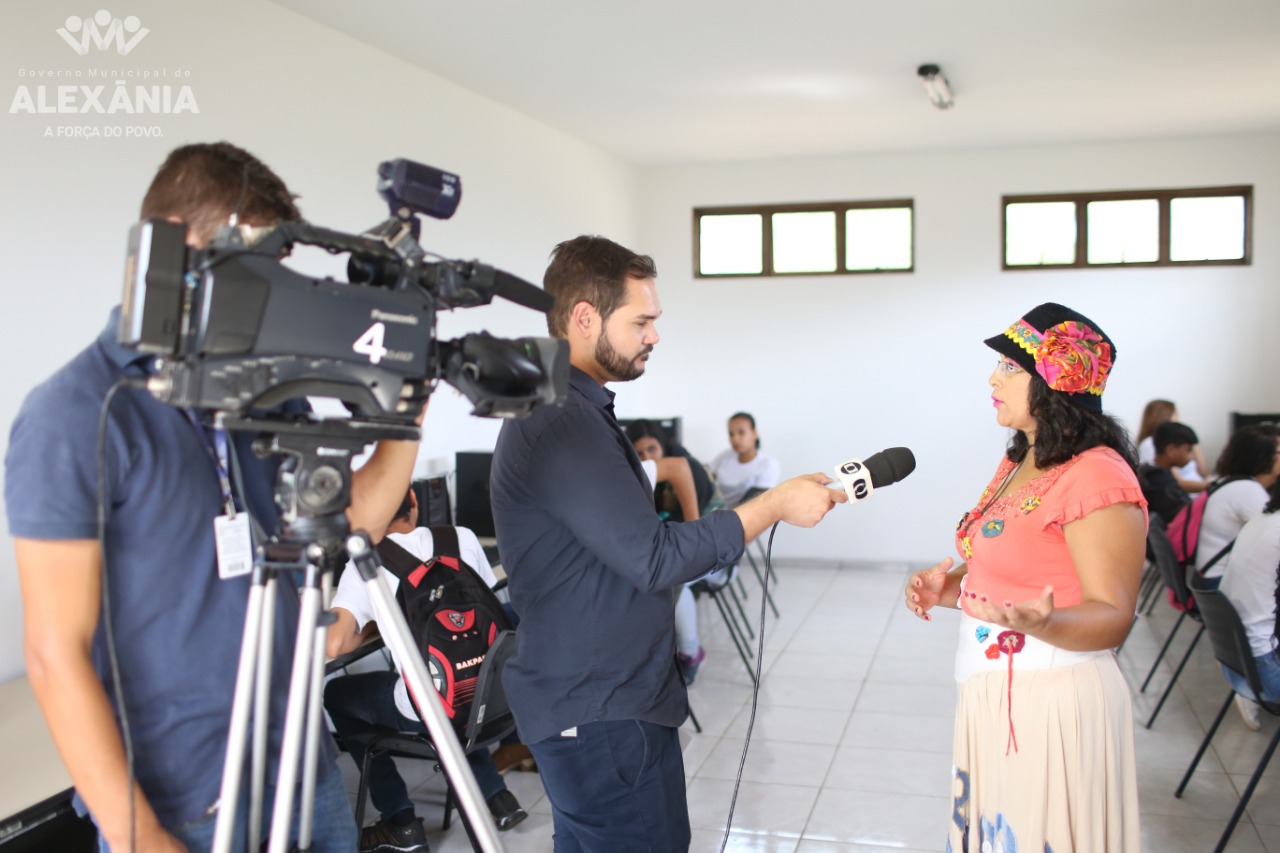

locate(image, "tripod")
(210, 418), (505, 853)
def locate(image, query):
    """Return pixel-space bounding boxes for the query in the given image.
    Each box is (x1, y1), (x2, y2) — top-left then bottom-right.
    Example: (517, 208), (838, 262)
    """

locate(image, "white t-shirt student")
(1220, 511), (1280, 658)
(709, 450), (781, 507)
(331, 526), (495, 719)
(1198, 479), (1269, 579)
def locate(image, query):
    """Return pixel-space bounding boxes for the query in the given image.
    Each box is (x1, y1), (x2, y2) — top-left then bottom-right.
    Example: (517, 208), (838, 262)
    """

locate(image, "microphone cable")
(96, 376), (146, 853)
(717, 520), (779, 853)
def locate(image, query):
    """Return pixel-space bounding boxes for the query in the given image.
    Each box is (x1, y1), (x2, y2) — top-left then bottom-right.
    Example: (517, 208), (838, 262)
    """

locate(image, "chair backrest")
(1192, 585), (1280, 715)
(462, 629), (518, 752)
(1149, 522), (1194, 610)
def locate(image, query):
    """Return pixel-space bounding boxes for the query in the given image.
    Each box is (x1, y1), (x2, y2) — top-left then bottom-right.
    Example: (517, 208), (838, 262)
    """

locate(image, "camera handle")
(209, 420), (504, 853)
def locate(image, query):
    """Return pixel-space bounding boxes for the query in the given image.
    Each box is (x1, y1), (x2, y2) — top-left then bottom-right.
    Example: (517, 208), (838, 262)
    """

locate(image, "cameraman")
(6, 143), (420, 852)
(490, 235), (845, 852)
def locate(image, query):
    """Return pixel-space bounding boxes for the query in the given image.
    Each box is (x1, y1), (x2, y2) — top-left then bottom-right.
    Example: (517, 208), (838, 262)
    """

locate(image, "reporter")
(7, 143), (417, 852)
(491, 235), (843, 852)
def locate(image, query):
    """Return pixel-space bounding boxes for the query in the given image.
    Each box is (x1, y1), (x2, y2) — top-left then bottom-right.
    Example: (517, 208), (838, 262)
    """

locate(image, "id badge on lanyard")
(187, 410), (254, 580)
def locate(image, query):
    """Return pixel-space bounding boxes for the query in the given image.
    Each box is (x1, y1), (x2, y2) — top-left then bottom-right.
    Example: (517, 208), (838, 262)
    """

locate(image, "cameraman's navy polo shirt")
(5, 308), (335, 828)
(491, 366), (746, 744)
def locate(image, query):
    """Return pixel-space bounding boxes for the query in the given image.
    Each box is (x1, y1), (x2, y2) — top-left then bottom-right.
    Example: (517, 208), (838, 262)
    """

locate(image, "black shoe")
(359, 816), (429, 853)
(486, 789), (528, 831)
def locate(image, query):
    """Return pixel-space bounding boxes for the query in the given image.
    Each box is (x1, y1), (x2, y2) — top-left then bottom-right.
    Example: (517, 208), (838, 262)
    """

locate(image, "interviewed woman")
(905, 303), (1146, 852)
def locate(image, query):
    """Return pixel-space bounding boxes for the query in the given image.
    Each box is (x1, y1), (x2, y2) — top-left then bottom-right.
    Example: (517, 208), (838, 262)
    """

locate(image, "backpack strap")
(1189, 476), (1245, 574)
(1200, 539), (1236, 575)
(429, 525), (462, 561)
(375, 535), (426, 580)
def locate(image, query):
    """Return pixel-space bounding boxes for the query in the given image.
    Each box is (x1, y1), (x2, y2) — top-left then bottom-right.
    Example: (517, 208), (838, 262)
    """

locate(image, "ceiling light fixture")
(917, 63), (954, 110)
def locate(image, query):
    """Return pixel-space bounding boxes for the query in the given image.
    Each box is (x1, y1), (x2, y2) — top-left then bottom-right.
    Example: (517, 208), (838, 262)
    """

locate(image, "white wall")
(3, 5), (1277, 683)
(0, 2), (636, 681)
(628, 133), (1280, 565)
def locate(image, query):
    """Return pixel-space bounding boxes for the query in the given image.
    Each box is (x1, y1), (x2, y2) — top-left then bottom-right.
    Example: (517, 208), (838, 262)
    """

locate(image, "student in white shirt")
(709, 412), (782, 508)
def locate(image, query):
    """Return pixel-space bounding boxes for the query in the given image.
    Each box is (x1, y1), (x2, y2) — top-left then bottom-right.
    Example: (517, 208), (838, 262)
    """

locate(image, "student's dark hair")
(626, 419), (670, 450)
(1215, 424), (1280, 479)
(392, 489), (414, 524)
(1153, 421), (1199, 455)
(543, 235), (657, 337)
(1007, 376), (1138, 470)
(140, 142), (300, 245)
(729, 411), (760, 449)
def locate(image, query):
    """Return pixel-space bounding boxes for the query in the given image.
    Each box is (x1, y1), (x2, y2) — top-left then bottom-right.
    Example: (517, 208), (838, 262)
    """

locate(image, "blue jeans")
(1222, 648), (1280, 703)
(324, 669), (507, 818)
(529, 719), (690, 853)
(97, 762), (356, 852)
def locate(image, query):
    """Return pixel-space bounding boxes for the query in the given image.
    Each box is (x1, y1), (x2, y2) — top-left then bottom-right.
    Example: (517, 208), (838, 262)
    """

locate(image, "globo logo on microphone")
(834, 458), (873, 502)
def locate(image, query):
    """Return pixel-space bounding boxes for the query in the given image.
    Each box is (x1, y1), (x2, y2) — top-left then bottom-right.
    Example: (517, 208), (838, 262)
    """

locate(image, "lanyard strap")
(183, 409), (238, 516)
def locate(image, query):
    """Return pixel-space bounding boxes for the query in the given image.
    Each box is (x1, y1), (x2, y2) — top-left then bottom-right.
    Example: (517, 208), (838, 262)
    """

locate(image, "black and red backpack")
(375, 526), (512, 740)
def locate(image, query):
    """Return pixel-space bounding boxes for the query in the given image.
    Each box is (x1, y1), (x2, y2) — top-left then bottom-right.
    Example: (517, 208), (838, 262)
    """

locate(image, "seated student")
(633, 448), (707, 683)
(325, 489), (527, 853)
(628, 421), (714, 683)
(1136, 399), (1208, 492)
(709, 412), (782, 507)
(1218, 477), (1280, 730)
(627, 419), (714, 519)
(1197, 424), (1280, 586)
(1138, 421), (1199, 524)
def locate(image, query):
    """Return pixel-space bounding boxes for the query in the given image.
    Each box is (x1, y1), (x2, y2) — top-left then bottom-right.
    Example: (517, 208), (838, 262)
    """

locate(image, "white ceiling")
(273, 0), (1280, 165)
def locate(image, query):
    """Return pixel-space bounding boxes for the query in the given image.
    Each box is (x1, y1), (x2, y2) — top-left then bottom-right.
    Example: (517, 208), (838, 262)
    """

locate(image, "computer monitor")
(1230, 412), (1280, 433)
(454, 451), (495, 538)
(617, 417), (682, 447)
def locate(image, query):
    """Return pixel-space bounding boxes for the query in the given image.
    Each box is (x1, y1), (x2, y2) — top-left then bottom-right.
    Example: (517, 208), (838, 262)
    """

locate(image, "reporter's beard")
(595, 335), (651, 383)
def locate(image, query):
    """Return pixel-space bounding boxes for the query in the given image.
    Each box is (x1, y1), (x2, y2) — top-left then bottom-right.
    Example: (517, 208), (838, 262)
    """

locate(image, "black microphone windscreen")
(864, 447), (916, 489)
(494, 269), (555, 313)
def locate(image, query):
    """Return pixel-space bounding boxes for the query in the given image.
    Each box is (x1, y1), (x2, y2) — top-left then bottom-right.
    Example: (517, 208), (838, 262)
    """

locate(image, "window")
(1002, 186), (1251, 270)
(694, 199), (913, 277)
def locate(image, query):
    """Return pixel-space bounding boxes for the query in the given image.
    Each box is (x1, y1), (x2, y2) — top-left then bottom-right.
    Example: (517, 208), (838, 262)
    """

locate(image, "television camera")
(119, 157), (568, 424)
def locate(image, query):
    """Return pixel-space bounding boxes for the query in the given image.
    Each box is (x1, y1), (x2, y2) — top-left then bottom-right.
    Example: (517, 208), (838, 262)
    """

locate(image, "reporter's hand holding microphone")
(734, 446), (917, 541)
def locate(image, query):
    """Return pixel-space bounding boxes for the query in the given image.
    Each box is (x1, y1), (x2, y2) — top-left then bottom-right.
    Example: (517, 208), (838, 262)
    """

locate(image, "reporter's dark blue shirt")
(491, 366), (745, 743)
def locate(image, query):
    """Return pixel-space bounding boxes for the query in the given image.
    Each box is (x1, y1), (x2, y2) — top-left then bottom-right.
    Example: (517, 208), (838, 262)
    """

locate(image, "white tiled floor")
(337, 562), (1280, 852)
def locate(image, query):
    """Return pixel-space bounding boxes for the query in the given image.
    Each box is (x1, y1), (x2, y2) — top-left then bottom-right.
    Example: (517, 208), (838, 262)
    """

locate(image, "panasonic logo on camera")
(370, 309), (418, 326)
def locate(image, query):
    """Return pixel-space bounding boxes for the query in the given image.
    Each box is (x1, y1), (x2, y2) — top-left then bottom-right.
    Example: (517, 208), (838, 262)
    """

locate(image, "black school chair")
(343, 630), (518, 839)
(1139, 523), (1205, 728)
(1174, 586), (1280, 853)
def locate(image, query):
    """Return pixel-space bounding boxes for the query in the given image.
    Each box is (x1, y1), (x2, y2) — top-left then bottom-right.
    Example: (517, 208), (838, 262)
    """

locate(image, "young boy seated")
(325, 489), (527, 853)
(1138, 421), (1200, 524)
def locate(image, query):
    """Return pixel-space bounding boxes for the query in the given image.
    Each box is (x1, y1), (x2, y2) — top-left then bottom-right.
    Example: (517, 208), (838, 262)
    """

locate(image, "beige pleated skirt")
(947, 652), (1141, 853)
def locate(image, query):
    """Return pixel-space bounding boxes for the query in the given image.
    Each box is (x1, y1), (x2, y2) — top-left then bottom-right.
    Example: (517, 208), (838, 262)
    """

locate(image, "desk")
(325, 634), (386, 676)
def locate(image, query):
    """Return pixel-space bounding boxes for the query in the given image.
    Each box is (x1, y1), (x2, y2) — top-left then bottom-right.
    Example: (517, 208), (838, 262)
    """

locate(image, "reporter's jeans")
(96, 762), (356, 853)
(1222, 648), (1280, 703)
(324, 669), (506, 818)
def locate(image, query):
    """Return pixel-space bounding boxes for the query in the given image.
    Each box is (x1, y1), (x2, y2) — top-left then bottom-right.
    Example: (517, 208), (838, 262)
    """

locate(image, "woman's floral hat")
(984, 302), (1115, 412)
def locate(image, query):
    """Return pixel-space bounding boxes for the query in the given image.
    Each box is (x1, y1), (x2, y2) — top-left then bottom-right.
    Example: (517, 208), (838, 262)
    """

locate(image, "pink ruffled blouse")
(955, 446), (1148, 614)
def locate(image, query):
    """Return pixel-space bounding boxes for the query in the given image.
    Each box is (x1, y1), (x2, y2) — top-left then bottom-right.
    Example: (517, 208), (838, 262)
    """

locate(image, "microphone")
(833, 447), (916, 503)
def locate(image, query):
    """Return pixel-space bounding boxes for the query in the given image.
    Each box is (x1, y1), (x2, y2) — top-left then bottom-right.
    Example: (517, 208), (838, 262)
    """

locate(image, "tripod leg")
(297, 574), (333, 852)
(212, 570), (269, 853)
(249, 576), (278, 853)
(267, 562), (324, 853)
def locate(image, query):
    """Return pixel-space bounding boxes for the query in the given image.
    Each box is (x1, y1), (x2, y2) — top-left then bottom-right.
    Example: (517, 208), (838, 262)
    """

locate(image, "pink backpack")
(1166, 477), (1239, 572)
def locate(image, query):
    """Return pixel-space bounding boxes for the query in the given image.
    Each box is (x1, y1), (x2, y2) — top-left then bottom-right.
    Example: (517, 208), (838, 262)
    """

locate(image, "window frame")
(1001, 185), (1252, 271)
(693, 198), (915, 278)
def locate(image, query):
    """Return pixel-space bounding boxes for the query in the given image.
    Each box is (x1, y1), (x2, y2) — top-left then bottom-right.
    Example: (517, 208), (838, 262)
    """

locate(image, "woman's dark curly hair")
(1215, 424), (1280, 479)
(1006, 376), (1137, 471)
